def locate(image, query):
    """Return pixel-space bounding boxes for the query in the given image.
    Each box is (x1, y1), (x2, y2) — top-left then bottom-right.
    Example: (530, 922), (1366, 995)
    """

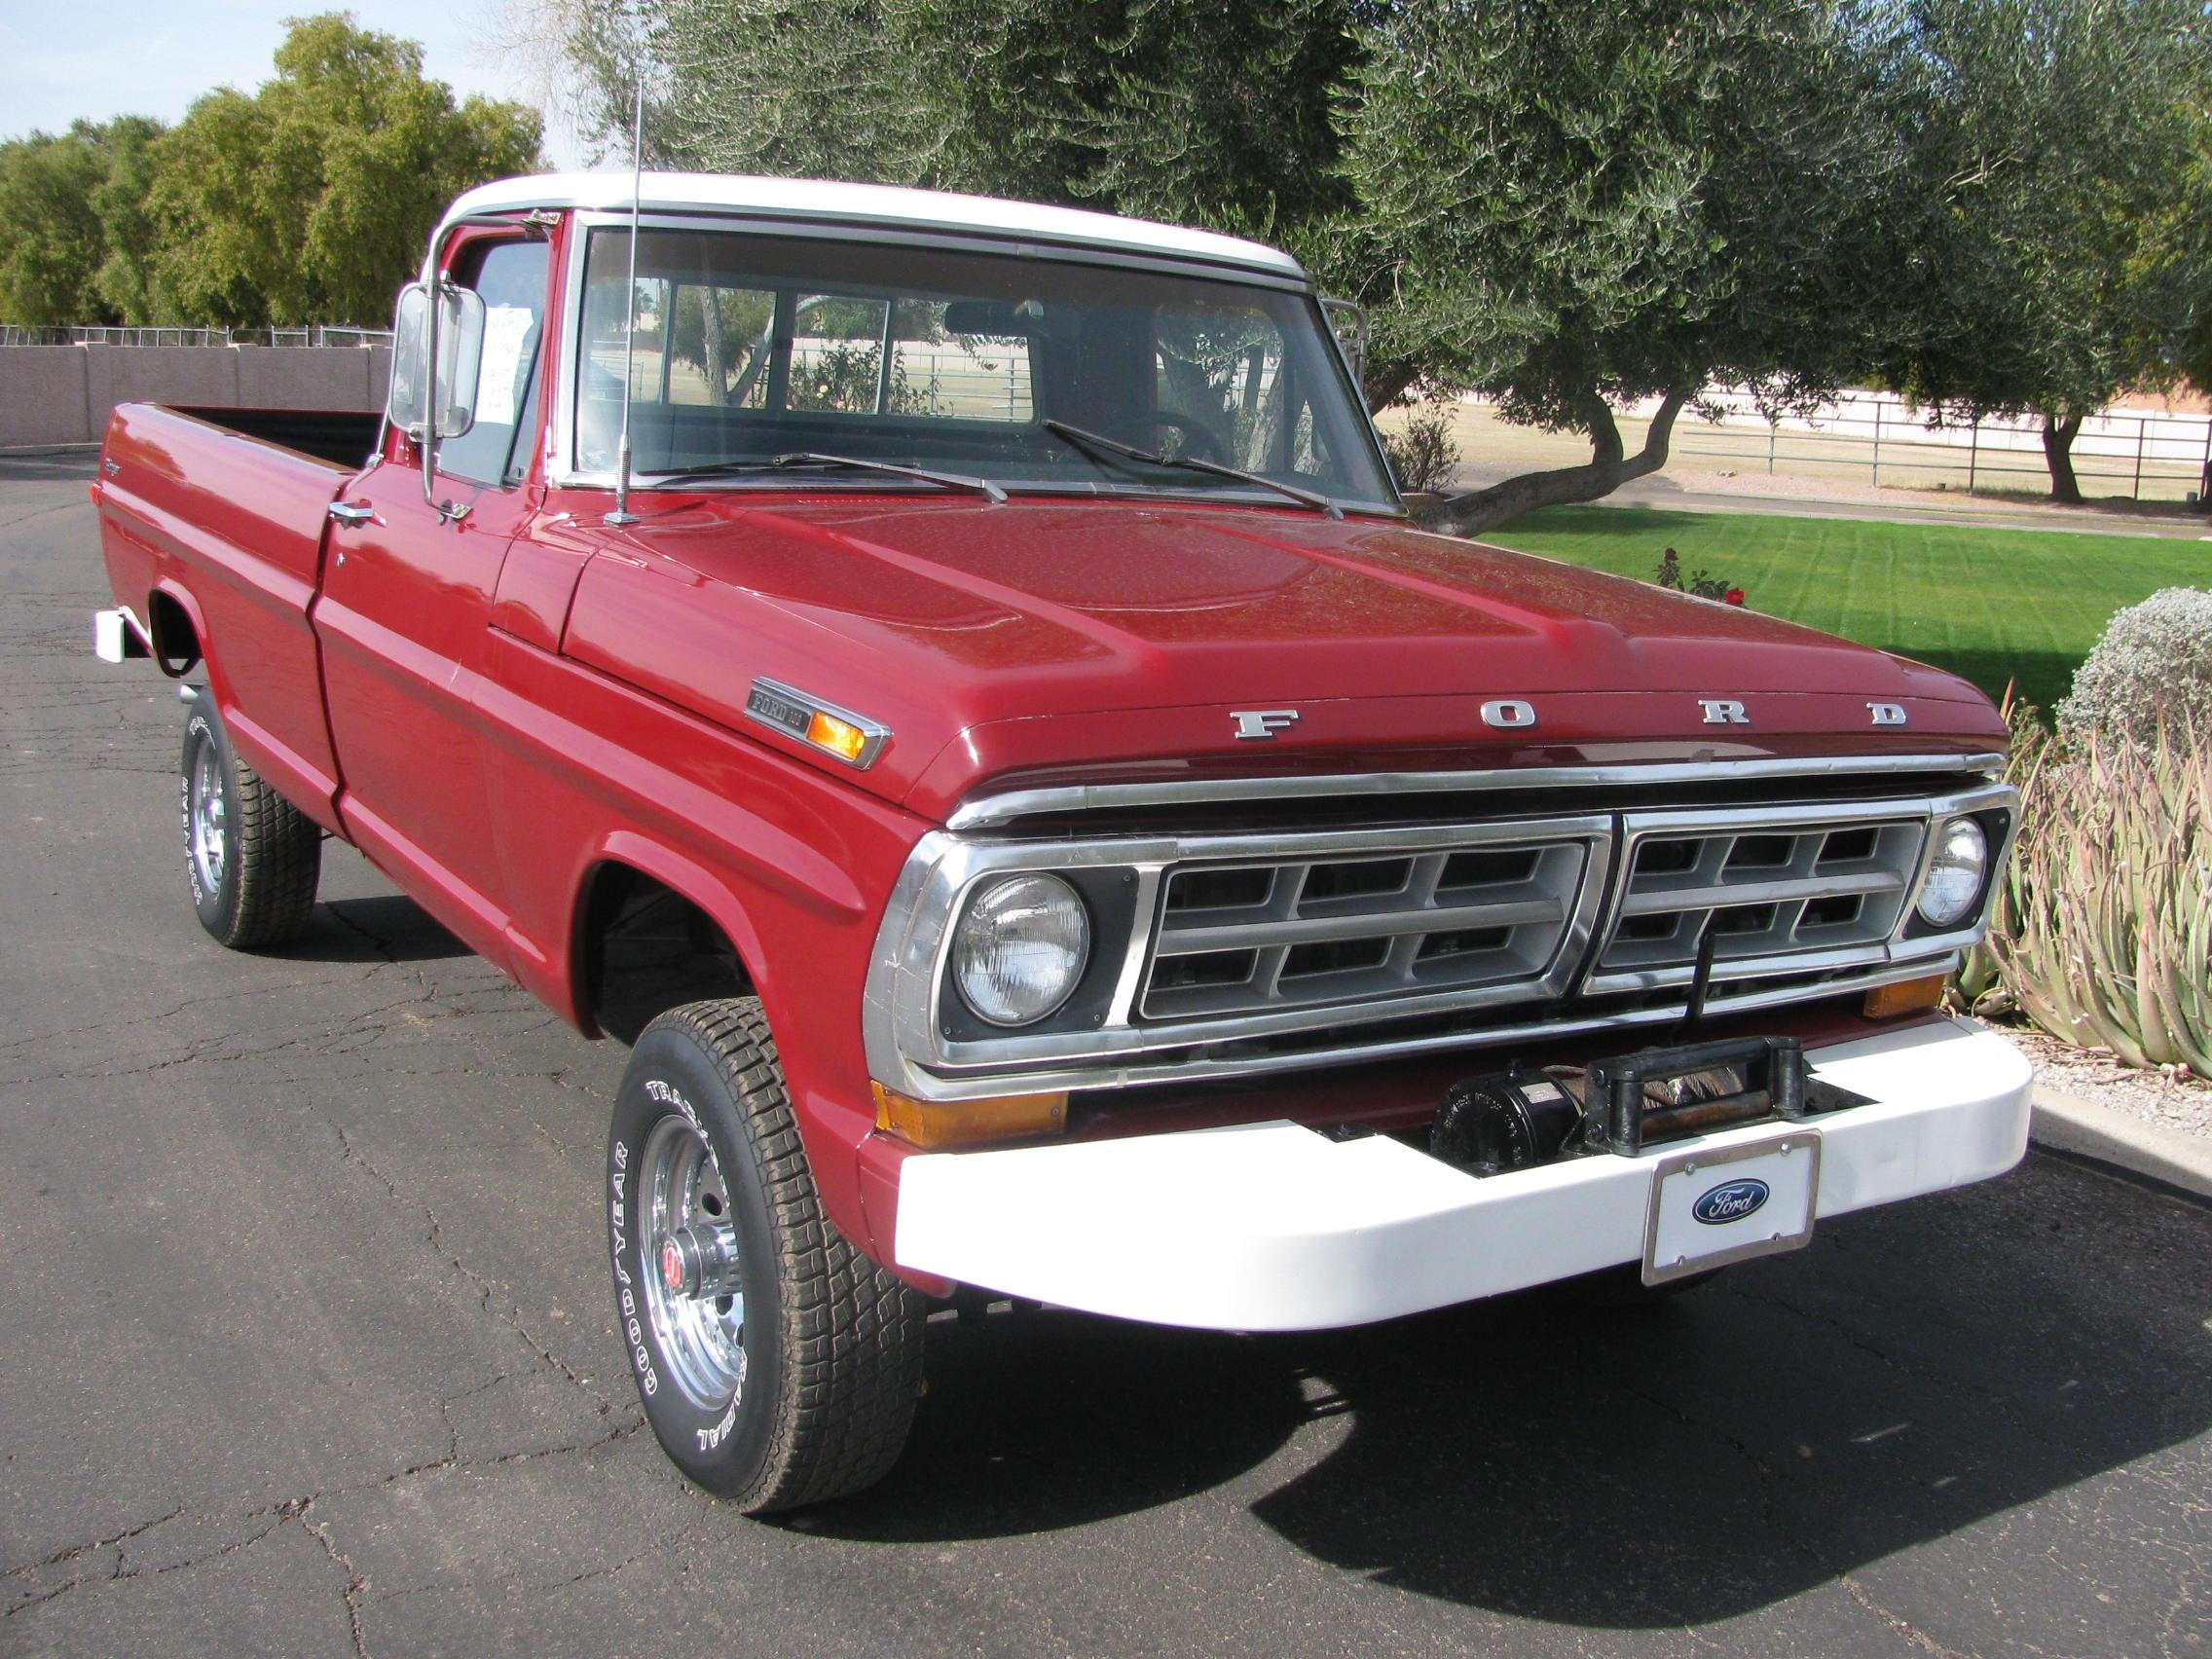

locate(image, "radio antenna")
(605, 64), (646, 527)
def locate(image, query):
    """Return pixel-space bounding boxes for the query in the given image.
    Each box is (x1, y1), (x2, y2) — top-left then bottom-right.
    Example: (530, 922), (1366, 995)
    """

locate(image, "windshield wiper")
(646, 452), (1007, 503)
(1041, 420), (1343, 519)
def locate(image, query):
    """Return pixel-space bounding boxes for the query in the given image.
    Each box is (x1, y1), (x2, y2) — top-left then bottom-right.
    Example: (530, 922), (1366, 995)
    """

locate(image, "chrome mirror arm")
(413, 212), (526, 524)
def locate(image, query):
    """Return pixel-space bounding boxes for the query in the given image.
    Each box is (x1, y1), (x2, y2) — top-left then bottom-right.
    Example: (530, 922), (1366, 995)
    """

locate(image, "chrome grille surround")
(864, 763), (2016, 1103)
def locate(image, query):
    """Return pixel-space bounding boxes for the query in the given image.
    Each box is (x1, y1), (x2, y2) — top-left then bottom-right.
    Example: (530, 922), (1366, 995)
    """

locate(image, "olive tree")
(536, 0), (2207, 526)
(1880, 0), (2211, 503)
(562, 0), (1363, 245)
(1326, 0), (1914, 535)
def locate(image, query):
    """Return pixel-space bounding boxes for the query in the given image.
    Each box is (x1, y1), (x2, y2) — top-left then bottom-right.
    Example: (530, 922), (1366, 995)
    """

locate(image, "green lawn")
(1482, 505), (2212, 715)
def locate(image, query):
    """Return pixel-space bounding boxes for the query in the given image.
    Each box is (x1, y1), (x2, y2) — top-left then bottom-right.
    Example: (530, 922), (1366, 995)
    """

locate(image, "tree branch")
(1416, 389), (1690, 537)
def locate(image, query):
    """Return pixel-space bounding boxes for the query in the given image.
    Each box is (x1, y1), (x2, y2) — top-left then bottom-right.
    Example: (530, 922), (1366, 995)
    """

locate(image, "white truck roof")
(440, 171), (1309, 281)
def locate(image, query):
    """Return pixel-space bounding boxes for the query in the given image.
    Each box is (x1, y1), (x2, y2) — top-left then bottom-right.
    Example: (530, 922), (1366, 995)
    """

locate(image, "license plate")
(1641, 1130), (1821, 1286)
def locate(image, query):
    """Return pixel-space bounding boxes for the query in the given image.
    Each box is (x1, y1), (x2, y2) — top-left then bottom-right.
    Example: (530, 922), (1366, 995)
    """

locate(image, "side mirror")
(1320, 297), (1368, 392)
(387, 280), (487, 441)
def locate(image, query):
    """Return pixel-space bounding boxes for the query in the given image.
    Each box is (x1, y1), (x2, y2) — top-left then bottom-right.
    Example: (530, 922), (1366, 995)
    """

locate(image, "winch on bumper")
(889, 1016), (2031, 1331)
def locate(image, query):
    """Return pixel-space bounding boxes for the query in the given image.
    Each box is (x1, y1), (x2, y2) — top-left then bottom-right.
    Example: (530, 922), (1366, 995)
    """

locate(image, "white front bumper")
(891, 1016), (2032, 1331)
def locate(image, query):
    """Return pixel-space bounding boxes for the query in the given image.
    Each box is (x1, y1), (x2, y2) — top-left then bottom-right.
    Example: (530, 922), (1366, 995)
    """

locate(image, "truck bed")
(167, 406), (383, 470)
(94, 402), (363, 829)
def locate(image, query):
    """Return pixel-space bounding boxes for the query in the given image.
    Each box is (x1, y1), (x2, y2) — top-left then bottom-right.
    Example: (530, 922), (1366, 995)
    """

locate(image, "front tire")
(607, 999), (925, 1511)
(180, 697), (320, 949)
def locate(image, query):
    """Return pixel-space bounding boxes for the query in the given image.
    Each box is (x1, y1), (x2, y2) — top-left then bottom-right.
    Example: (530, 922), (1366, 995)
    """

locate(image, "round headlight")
(1916, 816), (1989, 929)
(951, 874), (1090, 1027)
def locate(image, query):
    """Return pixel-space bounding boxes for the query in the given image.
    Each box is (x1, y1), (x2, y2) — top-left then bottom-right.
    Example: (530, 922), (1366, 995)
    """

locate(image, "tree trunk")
(701, 293), (728, 404)
(1363, 363), (1420, 415)
(1418, 389), (1691, 538)
(2041, 412), (2084, 504)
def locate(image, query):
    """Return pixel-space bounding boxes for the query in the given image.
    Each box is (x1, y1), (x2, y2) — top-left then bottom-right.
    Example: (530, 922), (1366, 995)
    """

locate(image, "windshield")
(572, 225), (1397, 512)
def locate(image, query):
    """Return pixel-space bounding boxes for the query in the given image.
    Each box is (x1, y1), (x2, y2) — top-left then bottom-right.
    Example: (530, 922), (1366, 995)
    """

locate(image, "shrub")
(1981, 712), (2212, 1073)
(1654, 547), (1746, 606)
(2055, 586), (2212, 746)
(1380, 397), (1461, 494)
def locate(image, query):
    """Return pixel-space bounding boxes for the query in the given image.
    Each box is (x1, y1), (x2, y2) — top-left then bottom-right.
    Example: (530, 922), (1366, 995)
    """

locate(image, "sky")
(0, 0), (583, 166)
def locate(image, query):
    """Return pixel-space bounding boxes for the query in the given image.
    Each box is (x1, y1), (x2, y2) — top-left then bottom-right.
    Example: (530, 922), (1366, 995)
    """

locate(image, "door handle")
(327, 501), (375, 529)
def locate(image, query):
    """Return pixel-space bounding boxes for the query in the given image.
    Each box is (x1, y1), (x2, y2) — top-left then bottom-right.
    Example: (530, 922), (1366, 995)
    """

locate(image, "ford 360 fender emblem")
(1692, 1178), (1771, 1225)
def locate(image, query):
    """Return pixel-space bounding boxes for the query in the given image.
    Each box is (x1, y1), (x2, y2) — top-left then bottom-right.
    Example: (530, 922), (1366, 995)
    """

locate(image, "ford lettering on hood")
(557, 496), (2008, 816)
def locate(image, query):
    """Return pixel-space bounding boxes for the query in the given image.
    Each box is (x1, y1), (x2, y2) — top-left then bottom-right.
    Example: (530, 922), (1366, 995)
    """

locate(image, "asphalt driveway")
(2, 452), (2207, 1657)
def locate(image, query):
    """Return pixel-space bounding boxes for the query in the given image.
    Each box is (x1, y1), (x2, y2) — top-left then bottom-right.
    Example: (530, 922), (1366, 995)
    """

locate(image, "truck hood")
(556, 495), (2008, 822)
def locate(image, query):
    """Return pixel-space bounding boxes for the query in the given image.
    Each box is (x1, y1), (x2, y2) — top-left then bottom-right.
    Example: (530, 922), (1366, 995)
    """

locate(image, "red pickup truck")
(90, 172), (2030, 1512)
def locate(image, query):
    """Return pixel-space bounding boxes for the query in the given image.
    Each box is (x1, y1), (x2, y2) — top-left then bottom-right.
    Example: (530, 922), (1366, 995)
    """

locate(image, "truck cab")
(90, 172), (2028, 1511)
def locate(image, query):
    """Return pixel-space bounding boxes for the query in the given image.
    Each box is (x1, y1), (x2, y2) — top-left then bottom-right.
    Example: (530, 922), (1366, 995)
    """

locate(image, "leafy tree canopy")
(535, 0), (2212, 515)
(1878, 0), (2212, 501)
(574, 0), (1360, 244)
(145, 14), (545, 327)
(0, 122), (144, 326)
(1327, 0), (1916, 531)
(560, 0), (1924, 527)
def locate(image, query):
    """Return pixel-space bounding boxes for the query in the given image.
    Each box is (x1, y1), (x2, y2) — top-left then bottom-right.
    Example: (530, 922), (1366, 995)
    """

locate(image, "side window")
(438, 239), (550, 487)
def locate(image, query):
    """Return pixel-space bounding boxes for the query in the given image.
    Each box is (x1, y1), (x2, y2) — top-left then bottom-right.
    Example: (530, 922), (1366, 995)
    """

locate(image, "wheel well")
(581, 863), (754, 1045)
(147, 590), (201, 676)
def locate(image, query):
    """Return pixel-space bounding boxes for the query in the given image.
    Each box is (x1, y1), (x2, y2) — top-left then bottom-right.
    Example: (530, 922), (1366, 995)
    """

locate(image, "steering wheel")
(1144, 408), (1230, 464)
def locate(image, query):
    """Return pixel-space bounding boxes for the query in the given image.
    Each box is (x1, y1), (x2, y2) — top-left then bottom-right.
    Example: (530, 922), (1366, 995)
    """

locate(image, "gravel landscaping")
(2007, 1026), (2212, 1139)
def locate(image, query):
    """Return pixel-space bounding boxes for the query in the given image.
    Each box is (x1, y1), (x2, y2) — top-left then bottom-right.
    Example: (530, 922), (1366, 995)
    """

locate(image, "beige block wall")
(0, 348), (94, 446)
(0, 345), (390, 448)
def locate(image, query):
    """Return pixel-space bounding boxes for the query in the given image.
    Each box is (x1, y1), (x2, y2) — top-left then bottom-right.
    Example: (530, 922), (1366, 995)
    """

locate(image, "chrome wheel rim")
(189, 740), (227, 894)
(640, 1114), (747, 1414)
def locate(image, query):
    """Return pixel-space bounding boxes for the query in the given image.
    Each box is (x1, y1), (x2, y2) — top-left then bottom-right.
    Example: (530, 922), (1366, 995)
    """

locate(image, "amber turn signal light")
(871, 1082), (1068, 1150)
(1863, 974), (1948, 1019)
(806, 709), (871, 765)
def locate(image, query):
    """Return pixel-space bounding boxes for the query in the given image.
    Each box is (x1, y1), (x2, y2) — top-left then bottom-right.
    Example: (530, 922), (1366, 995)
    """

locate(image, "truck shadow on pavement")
(0, 450), (98, 484)
(814, 1157), (2212, 1628)
(282, 896), (477, 966)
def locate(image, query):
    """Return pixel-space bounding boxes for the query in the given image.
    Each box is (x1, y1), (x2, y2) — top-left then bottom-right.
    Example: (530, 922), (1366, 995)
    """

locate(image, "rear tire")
(607, 999), (925, 1511)
(180, 697), (320, 949)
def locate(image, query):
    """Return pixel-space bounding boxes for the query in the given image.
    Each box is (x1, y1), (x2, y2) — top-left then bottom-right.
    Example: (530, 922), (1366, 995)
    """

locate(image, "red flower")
(1723, 587), (1747, 607)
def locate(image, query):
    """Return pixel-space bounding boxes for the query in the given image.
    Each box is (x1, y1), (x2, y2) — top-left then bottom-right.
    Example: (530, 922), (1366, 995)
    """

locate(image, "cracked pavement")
(2, 453), (2208, 1658)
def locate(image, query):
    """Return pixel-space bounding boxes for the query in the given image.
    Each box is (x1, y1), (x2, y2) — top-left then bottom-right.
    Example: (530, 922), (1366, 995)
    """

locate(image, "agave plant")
(1951, 688), (2044, 1014)
(1983, 710), (2212, 1074)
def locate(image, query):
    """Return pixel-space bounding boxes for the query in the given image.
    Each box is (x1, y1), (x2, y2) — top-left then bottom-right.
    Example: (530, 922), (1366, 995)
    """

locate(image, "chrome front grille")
(864, 765), (2018, 1103)
(1142, 835), (1597, 1020)
(1589, 810), (1928, 993)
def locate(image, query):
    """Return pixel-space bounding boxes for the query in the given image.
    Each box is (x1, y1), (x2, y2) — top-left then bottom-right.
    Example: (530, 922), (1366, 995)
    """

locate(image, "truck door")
(313, 229), (551, 961)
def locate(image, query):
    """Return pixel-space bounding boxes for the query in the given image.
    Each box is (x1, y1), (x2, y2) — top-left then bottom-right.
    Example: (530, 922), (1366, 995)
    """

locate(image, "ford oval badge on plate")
(1643, 1131), (1821, 1285)
(1692, 1178), (1770, 1225)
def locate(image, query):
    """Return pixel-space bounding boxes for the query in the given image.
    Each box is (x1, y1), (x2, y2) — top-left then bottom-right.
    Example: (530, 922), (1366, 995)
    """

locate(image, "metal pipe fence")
(1665, 388), (2212, 504)
(0, 323), (392, 349)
